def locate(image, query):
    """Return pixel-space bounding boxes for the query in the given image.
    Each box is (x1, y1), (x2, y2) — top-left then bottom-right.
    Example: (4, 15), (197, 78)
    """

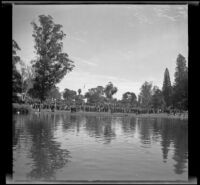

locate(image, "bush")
(12, 103), (33, 114)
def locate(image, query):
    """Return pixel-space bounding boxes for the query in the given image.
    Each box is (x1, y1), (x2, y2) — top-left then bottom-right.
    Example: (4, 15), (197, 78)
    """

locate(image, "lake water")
(12, 113), (188, 181)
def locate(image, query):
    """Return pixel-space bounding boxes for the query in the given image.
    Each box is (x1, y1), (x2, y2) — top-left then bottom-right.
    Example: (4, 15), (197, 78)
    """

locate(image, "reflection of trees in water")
(61, 115), (117, 144)
(151, 118), (162, 142)
(171, 120), (188, 174)
(151, 118), (188, 174)
(61, 115), (82, 133)
(137, 117), (188, 175)
(85, 116), (104, 138)
(24, 114), (71, 180)
(120, 117), (136, 136)
(159, 119), (173, 163)
(60, 115), (83, 136)
(13, 117), (19, 148)
(138, 118), (153, 147)
(103, 122), (116, 144)
(84, 116), (116, 144)
(75, 116), (81, 134)
(13, 115), (31, 150)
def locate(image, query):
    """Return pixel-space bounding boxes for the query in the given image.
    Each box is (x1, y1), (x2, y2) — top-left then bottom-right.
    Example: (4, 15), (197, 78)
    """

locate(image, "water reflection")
(138, 118), (154, 147)
(120, 117), (136, 137)
(137, 118), (188, 174)
(171, 120), (188, 174)
(156, 119), (188, 174)
(13, 114), (188, 180)
(13, 117), (19, 149)
(84, 116), (116, 144)
(14, 114), (71, 180)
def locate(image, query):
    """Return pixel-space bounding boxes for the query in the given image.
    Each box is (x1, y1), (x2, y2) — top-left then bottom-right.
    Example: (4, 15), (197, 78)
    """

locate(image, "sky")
(13, 4), (188, 100)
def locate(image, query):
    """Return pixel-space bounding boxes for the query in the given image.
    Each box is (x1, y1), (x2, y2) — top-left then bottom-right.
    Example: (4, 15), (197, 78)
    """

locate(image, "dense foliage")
(85, 86), (105, 104)
(12, 40), (22, 102)
(172, 54), (188, 110)
(63, 88), (77, 104)
(162, 68), (172, 107)
(121, 92), (137, 106)
(29, 15), (75, 101)
(138, 81), (153, 108)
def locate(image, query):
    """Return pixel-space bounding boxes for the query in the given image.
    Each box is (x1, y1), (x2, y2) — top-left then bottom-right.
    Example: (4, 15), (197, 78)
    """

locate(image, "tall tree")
(138, 81), (153, 108)
(104, 82), (118, 101)
(172, 54), (188, 110)
(162, 68), (172, 107)
(78, 88), (81, 95)
(12, 40), (22, 102)
(174, 54), (188, 86)
(30, 15), (75, 102)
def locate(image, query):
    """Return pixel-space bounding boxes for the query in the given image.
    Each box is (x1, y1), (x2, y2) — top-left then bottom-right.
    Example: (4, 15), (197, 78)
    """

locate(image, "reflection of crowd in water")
(30, 101), (188, 116)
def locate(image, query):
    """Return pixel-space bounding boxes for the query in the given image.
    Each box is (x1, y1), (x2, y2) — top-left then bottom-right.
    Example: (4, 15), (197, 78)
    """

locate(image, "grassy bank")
(33, 109), (188, 120)
(12, 103), (33, 114)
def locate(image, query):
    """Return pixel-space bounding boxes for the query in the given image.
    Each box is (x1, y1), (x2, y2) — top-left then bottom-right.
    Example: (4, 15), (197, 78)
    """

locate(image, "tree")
(30, 15), (75, 102)
(172, 54), (188, 110)
(151, 86), (165, 111)
(75, 94), (85, 105)
(63, 88), (77, 104)
(122, 92), (137, 106)
(104, 82), (118, 101)
(138, 81), (153, 108)
(12, 40), (22, 102)
(47, 86), (61, 100)
(174, 54), (188, 86)
(18, 61), (35, 102)
(162, 68), (172, 107)
(78, 88), (81, 95)
(84, 86), (105, 104)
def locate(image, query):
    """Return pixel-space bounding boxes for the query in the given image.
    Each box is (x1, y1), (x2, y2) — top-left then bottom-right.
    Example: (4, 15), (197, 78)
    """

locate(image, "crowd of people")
(28, 101), (188, 116)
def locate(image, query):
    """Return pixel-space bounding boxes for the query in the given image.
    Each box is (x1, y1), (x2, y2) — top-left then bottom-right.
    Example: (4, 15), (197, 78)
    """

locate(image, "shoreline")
(32, 110), (188, 120)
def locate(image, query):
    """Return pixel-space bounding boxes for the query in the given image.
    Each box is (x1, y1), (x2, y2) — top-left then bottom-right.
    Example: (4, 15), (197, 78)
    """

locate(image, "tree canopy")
(85, 86), (105, 104)
(104, 82), (118, 100)
(162, 68), (172, 107)
(63, 88), (77, 104)
(47, 86), (61, 100)
(172, 54), (188, 110)
(138, 81), (153, 108)
(151, 86), (165, 110)
(122, 92), (137, 106)
(29, 15), (75, 101)
(12, 40), (22, 102)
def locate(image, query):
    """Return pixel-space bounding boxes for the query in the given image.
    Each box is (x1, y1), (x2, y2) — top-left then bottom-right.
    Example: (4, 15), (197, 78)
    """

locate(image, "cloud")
(123, 5), (152, 25)
(71, 56), (98, 67)
(68, 35), (87, 43)
(127, 5), (187, 26)
(175, 5), (187, 18)
(160, 14), (176, 21)
(132, 8), (152, 25)
(153, 6), (177, 21)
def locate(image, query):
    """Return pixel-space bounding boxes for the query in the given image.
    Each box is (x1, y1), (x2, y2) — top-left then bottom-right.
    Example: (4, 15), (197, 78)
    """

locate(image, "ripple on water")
(12, 114), (188, 181)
